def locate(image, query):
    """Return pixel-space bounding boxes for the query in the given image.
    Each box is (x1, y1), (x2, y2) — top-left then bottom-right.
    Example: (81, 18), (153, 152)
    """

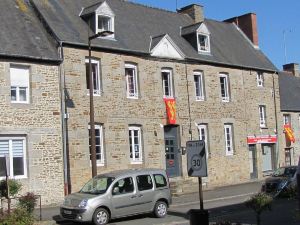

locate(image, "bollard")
(189, 209), (209, 225)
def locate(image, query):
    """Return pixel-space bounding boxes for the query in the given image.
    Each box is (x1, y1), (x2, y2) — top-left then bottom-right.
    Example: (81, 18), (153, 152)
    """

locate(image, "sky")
(131, 0), (299, 70)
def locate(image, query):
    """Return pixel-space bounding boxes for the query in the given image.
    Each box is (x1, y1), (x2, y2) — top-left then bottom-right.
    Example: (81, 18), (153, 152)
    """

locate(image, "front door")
(262, 144), (275, 172)
(164, 126), (181, 177)
(249, 144), (258, 179)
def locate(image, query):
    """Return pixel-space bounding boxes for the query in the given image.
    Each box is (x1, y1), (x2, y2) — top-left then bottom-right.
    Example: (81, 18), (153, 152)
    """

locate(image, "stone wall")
(63, 47), (281, 192)
(0, 61), (64, 205)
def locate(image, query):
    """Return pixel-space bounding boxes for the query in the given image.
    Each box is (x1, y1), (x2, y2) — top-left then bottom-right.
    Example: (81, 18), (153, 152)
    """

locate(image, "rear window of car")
(154, 174), (167, 188)
(137, 175), (153, 191)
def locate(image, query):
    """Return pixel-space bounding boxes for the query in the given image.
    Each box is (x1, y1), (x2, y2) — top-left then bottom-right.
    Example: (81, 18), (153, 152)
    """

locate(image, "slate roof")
(279, 72), (300, 112)
(0, 0), (59, 62)
(30, 0), (277, 71)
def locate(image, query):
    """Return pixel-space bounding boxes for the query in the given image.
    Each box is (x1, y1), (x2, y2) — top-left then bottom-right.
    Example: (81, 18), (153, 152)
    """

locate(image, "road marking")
(171, 192), (256, 207)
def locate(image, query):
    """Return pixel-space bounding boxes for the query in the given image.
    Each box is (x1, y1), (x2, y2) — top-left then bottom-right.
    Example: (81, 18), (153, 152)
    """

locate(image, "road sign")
(187, 140), (207, 177)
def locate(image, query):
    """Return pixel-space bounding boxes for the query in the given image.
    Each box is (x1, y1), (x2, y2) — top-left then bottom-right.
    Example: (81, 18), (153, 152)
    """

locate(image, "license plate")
(64, 210), (72, 215)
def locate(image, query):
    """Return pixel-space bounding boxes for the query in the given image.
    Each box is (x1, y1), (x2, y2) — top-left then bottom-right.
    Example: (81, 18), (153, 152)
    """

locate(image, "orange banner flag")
(284, 124), (295, 143)
(164, 98), (176, 124)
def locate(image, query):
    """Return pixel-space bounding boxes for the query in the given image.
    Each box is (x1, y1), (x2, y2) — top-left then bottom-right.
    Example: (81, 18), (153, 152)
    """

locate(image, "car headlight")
(78, 199), (88, 208)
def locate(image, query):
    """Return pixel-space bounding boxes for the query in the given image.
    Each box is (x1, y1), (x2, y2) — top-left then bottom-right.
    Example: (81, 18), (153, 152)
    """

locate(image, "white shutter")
(0, 140), (9, 156)
(10, 66), (29, 87)
(12, 140), (24, 157)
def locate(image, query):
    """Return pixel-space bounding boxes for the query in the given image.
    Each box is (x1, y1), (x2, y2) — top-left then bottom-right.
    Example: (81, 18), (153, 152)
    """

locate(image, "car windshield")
(272, 167), (296, 178)
(80, 176), (115, 195)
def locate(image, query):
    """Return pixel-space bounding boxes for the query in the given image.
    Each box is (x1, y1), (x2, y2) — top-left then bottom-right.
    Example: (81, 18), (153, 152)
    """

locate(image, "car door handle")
(131, 195), (137, 199)
(138, 194), (143, 197)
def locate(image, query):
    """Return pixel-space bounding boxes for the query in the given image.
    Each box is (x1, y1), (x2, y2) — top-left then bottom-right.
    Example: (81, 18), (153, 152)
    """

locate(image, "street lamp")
(88, 30), (113, 178)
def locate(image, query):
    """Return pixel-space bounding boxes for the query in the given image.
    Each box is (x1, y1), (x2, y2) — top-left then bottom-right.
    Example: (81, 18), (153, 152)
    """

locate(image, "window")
(85, 59), (101, 95)
(257, 72), (264, 87)
(259, 105), (267, 128)
(194, 71), (205, 101)
(0, 137), (27, 178)
(154, 174), (167, 188)
(197, 34), (210, 53)
(224, 124), (234, 156)
(198, 124), (209, 158)
(112, 177), (134, 195)
(162, 69), (174, 98)
(220, 73), (230, 102)
(125, 64), (138, 98)
(136, 175), (153, 191)
(10, 66), (30, 103)
(88, 124), (104, 165)
(283, 114), (291, 126)
(96, 15), (114, 38)
(129, 126), (142, 163)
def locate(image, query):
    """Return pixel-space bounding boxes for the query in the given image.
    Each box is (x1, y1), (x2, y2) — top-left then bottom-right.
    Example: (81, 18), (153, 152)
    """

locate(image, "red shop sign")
(247, 135), (277, 144)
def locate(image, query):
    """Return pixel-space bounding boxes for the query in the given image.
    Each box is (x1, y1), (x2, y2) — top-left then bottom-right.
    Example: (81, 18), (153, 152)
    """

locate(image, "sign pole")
(198, 177), (204, 210)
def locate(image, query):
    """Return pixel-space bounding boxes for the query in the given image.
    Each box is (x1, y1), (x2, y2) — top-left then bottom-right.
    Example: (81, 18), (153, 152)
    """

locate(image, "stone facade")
(0, 61), (64, 205)
(62, 47), (281, 193)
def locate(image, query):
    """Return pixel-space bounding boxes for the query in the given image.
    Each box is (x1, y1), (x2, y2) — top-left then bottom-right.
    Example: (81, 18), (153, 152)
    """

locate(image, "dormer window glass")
(97, 15), (112, 32)
(198, 34), (210, 52)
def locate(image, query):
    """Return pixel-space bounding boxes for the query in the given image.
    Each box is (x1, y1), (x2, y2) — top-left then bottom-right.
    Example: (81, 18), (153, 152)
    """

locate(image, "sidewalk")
(34, 180), (263, 224)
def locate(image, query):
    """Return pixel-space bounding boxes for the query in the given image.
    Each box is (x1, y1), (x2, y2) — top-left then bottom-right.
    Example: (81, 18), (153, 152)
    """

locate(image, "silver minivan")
(60, 168), (172, 225)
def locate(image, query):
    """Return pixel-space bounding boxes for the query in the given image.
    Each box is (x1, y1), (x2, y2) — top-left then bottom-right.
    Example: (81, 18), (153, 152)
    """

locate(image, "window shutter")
(10, 67), (29, 87)
(0, 140), (9, 156)
(12, 140), (23, 157)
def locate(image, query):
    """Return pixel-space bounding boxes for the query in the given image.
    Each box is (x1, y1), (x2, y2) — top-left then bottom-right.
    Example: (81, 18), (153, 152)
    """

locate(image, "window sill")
(195, 98), (205, 102)
(127, 96), (139, 99)
(260, 126), (268, 129)
(130, 161), (143, 165)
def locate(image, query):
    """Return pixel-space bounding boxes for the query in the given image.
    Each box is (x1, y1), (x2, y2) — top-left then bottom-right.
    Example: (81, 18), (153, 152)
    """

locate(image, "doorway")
(249, 144), (258, 179)
(261, 144), (275, 172)
(164, 125), (181, 177)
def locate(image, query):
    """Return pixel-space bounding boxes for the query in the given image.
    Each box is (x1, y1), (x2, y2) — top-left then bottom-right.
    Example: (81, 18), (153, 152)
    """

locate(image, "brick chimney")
(177, 4), (204, 23)
(224, 13), (258, 47)
(283, 63), (299, 77)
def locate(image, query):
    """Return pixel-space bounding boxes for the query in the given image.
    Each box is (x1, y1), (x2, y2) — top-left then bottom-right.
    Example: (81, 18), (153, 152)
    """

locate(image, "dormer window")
(197, 33), (210, 52)
(80, 1), (115, 39)
(97, 15), (112, 32)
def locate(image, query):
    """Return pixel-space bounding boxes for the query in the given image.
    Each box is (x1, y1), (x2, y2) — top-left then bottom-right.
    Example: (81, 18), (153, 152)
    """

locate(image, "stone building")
(279, 63), (300, 166)
(30, 0), (281, 195)
(0, 1), (64, 205)
(0, 0), (284, 204)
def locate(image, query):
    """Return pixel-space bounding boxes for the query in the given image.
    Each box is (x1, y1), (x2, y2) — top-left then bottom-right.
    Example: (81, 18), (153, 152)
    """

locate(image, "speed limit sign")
(187, 140), (207, 177)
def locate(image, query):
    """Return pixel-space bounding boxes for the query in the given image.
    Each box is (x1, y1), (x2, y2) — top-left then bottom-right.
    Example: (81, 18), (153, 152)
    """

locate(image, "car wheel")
(93, 207), (110, 225)
(153, 201), (167, 218)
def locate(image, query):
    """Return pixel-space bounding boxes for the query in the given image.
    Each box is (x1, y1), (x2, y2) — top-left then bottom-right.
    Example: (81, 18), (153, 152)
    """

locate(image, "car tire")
(153, 201), (167, 218)
(93, 207), (110, 225)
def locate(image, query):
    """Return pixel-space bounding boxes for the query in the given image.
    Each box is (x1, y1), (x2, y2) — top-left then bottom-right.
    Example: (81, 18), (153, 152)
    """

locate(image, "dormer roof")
(80, 1), (115, 17)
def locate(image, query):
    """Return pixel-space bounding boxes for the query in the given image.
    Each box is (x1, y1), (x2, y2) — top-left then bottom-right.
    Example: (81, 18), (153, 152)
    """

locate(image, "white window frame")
(0, 137), (27, 179)
(257, 72), (264, 87)
(10, 66), (30, 104)
(283, 114), (291, 126)
(194, 71), (205, 101)
(88, 124), (104, 166)
(129, 126), (143, 164)
(197, 33), (210, 53)
(259, 105), (267, 128)
(162, 69), (174, 99)
(198, 124), (209, 158)
(96, 14), (115, 39)
(125, 63), (138, 99)
(85, 59), (101, 96)
(224, 124), (234, 156)
(220, 73), (230, 102)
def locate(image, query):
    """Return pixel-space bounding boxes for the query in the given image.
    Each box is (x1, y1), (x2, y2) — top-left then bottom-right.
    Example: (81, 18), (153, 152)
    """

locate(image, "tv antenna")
(283, 29), (292, 64)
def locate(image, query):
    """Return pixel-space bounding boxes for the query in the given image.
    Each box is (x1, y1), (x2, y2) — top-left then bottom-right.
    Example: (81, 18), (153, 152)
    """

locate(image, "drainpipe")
(58, 42), (71, 195)
(272, 72), (280, 168)
(184, 63), (193, 141)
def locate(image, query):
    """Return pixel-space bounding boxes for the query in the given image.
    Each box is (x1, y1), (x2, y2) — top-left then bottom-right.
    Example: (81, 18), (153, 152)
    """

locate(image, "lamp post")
(88, 31), (113, 178)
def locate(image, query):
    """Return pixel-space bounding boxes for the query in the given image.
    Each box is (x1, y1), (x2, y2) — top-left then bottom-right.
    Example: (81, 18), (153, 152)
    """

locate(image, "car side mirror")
(113, 187), (119, 195)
